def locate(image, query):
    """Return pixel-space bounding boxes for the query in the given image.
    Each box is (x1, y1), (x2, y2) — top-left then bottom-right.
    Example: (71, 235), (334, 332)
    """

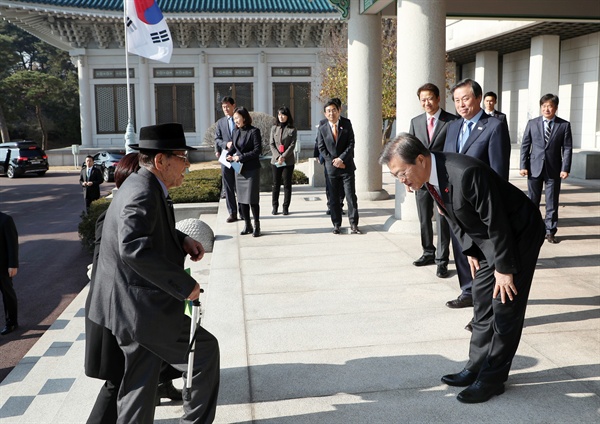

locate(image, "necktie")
(458, 121), (473, 152)
(426, 182), (446, 211)
(427, 116), (435, 142)
(332, 124), (338, 141)
(166, 195), (175, 223)
(228, 117), (234, 135)
(544, 120), (552, 144)
(87, 168), (91, 179)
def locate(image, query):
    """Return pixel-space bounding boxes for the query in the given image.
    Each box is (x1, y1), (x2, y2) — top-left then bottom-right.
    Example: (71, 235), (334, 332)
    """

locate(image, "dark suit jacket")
(80, 166), (103, 200)
(487, 110), (507, 122)
(444, 112), (511, 180)
(520, 116), (573, 179)
(409, 109), (458, 152)
(228, 125), (262, 174)
(432, 152), (543, 274)
(317, 116), (356, 176)
(215, 115), (235, 155)
(87, 167), (196, 345)
(269, 124), (297, 166)
(0, 211), (18, 272)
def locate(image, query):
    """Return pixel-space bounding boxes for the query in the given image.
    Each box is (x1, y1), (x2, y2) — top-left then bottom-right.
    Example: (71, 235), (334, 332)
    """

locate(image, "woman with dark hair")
(269, 107), (297, 215)
(227, 107), (262, 237)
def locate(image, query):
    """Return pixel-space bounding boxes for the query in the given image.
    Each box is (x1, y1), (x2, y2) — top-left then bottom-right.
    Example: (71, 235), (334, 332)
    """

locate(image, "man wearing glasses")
(87, 123), (220, 423)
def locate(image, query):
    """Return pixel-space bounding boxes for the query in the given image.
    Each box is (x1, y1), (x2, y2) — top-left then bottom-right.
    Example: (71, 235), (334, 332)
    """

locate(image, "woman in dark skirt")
(227, 106), (262, 237)
(269, 106), (297, 216)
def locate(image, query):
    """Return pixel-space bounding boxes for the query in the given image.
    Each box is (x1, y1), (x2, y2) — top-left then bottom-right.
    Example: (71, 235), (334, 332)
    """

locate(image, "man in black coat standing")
(80, 155), (103, 211)
(0, 211), (18, 335)
(380, 133), (544, 404)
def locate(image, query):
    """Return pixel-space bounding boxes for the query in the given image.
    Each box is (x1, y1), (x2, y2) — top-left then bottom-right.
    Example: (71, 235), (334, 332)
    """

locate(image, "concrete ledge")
(174, 202), (219, 221)
(571, 150), (600, 180)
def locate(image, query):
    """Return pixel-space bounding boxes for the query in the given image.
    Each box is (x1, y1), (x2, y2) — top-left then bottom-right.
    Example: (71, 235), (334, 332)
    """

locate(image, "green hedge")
(78, 198), (111, 253)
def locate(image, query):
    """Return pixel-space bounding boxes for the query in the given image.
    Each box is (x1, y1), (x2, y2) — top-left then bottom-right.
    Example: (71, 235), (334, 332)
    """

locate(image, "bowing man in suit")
(317, 99), (360, 235)
(408, 83), (458, 278)
(520, 93), (573, 244)
(80, 155), (103, 211)
(87, 123), (220, 424)
(443, 78), (511, 315)
(215, 96), (240, 223)
(380, 133), (545, 404)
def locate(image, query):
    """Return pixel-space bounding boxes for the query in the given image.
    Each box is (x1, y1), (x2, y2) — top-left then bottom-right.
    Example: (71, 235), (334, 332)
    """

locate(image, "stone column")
(256, 51), (268, 113)
(528, 35), (560, 119)
(393, 0), (446, 228)
(475, 51), (499, 99)
(347, 0), (388, 201)
(138, 58), (151, 128)
(75, 54), (92, 147)
(198, 52), (211, 146)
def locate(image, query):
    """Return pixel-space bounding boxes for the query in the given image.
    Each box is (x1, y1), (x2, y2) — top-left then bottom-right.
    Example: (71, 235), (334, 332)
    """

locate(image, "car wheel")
(103, 167), (111, 182)
(7, 165), (15, 178)
(37, 171), (47, 177)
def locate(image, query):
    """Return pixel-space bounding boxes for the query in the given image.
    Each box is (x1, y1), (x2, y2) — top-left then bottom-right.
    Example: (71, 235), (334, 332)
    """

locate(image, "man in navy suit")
(80, 155), (104, 212)
(317, 99), (359, 234)
(215, 96), (240, 223)
(483, 91), (507, 123)
(443, 78), (511, 318)
(380, 133), (544, 404)
(409, 83), (458, 278)
(520, 93), (573, 244)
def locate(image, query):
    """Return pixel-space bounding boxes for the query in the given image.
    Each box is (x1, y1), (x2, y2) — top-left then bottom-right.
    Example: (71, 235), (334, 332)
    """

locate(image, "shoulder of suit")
(439, 110), (459, 122)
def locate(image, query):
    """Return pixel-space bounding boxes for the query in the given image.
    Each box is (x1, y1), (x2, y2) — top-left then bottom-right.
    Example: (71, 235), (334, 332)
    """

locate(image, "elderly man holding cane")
(87, 123), (220, 423)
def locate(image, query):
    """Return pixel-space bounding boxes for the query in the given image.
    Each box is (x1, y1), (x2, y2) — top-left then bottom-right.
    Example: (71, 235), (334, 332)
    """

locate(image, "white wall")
(502, 49), (531, 144)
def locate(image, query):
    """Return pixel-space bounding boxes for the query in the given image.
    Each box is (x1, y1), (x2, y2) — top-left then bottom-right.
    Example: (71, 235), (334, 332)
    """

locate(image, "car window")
(18, 149), (44, 159)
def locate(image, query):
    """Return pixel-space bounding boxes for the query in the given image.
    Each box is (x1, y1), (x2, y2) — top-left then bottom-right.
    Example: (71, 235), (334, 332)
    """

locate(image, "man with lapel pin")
(380, 133), (544, 404)
(443, 79), (511, 321)
(520, 93), (572, 244)
(80, 155), (103, 212)
(317, 99), (360, 234)
(409, 83), (458, 278)
(215, 96), (240, 223)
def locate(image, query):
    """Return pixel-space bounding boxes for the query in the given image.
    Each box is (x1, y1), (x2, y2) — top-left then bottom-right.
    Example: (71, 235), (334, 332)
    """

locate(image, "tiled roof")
(10, 0), (338, 13)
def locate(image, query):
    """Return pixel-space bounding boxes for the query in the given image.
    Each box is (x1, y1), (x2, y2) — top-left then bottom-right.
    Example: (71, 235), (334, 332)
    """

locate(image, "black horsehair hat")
(129, 122), (197, 151)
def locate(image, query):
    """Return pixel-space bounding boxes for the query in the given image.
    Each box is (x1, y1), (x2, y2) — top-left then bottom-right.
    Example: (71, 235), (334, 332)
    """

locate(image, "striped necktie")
(544, 120), (552, 144)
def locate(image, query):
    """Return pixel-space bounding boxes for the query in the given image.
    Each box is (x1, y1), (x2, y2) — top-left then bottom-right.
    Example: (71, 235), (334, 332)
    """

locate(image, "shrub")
(292, 169), (308, 185)
(78, 198), (111, 253)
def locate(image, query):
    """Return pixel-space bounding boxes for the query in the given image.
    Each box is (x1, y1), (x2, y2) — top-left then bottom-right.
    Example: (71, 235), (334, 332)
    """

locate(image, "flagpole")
(123, 0), (135, 153)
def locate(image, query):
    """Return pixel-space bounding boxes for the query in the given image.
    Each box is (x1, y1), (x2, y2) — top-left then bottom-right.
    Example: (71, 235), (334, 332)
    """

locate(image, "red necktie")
(426, 182), (446, 210)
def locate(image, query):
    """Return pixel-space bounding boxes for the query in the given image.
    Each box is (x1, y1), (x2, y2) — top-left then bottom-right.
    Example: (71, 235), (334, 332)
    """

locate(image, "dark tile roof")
(11, 0), (338, 13)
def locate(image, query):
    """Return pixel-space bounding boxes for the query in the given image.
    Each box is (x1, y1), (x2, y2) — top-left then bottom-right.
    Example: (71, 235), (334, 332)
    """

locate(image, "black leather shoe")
(546, 234), (559, 244)
(226, 215), (237, 223)
(240, 224), (253, 235)
(441, 368), (478, 387)
(272, 207), (278, 215)
(253, 223), (261, 237)
(155, 380), (182, 406)
(282, 208), (289, 216)
(333, 225), (341, 235)
(350, 224), (361, 234)
(0, 323), (17, 335)
(413, 255), (435, 267)
(446, 295), (473, 309)
(457, 380), (505, 403)
(436, 264), (448, 278)
(465, 319), (473, 332)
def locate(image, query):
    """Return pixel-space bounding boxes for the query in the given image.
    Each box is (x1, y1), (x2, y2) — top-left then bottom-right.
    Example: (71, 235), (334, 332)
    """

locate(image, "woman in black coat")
(227, 107), (262, 237)
(269, 107), (297, 216)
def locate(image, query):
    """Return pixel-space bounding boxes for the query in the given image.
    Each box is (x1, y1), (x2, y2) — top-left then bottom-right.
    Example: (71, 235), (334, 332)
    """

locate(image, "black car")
(0, 140), (49, 178)
(91, 151), (124, 182)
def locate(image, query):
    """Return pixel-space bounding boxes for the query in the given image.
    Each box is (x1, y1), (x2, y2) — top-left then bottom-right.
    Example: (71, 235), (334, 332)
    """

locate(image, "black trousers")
(450, 232), (473, 297)
(0, 274), (17, 324)
(115, 324), (220, 424)
(328, 171), (358, 227)
(323, 164), (344, 211)
(221, 165), (239, 217)
(465, 224), (544, 384)
(415, 188), (450, 265)
(271, 164), (294, 210)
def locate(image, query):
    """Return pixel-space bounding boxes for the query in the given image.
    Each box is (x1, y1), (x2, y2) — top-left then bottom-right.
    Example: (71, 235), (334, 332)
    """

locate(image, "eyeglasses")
(170, 152), (190, 164)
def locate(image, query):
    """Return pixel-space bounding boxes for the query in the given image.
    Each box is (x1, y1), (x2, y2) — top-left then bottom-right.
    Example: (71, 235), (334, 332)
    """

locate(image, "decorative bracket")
(328, 0), (350, 19)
